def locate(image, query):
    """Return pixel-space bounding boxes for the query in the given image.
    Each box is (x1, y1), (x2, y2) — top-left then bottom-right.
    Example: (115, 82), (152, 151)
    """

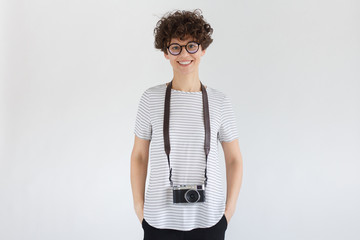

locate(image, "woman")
(130, 9), (243, 240)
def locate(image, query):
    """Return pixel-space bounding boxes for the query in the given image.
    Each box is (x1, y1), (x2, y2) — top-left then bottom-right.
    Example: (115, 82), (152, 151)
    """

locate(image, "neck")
(171, 74), (202, 92)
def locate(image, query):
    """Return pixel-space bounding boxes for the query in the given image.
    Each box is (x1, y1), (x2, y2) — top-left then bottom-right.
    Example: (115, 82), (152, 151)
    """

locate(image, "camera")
(172, 184), (206, 204)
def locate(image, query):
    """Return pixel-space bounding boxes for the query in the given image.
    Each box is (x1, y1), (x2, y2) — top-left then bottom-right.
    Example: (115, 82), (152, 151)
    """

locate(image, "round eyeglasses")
(167, 41), (201, 56)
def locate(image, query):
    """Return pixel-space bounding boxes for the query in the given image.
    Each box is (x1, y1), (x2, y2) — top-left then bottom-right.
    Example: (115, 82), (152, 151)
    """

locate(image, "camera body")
(172, 184), (206, 204)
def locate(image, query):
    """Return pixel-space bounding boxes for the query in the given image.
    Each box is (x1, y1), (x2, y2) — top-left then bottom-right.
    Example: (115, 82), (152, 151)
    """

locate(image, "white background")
(1, 1), (359, 240)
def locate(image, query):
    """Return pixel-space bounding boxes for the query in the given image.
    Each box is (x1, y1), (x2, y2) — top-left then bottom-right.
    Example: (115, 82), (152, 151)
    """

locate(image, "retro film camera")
(173, 184), (206, 203)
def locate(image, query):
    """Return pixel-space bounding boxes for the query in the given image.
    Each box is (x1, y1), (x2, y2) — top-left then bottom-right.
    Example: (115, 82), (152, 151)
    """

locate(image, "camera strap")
(163, 80), (210, 187)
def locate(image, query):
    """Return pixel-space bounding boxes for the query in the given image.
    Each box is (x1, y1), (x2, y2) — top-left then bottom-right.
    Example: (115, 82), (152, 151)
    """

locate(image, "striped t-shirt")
(134, 82), (239, 231)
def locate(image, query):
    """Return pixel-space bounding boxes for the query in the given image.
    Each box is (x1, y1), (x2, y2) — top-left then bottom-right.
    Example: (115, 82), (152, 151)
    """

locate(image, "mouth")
(177, 60), (193, 67)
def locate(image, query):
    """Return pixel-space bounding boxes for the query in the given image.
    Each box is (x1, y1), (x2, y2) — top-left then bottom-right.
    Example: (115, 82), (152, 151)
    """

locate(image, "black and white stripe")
(134, 83), (238, 231)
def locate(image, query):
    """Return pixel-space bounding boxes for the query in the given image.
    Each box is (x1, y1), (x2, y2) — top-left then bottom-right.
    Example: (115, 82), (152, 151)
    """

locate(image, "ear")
(164, 52), (169, 60)
(201, 49), (206, 57)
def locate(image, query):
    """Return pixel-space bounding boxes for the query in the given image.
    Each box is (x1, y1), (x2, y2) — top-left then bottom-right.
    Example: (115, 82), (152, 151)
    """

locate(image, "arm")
(222, 138), (243, 223)
(130, 135), (150, 223)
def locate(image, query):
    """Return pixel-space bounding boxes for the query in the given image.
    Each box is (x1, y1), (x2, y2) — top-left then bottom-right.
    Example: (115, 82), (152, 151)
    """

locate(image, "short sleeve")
(134, 90), (152, 140)
(218, 94), (239, 142)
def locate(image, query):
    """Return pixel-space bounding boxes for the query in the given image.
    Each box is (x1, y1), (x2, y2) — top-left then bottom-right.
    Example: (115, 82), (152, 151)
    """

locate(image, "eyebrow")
(170, 40), (195, 44)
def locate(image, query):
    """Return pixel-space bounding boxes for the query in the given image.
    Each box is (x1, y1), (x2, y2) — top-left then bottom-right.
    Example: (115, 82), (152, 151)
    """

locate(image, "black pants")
(142, 214), (228, 240)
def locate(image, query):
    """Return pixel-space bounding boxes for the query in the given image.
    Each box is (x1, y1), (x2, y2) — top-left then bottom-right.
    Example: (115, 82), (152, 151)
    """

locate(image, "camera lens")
(185, 189), (200, 203)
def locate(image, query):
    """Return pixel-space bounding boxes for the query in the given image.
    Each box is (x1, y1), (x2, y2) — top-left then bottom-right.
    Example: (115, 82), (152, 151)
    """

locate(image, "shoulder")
(146, 83), (165, 93)
(208, 86), (225, 97)
(140, 83), (166, 96)
(206, 86), (230, 104)
(137, 83), (165, 101)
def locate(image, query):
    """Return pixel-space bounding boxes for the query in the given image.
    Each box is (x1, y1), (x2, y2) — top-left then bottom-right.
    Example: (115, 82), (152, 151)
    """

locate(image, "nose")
(179, 46), (190, 57)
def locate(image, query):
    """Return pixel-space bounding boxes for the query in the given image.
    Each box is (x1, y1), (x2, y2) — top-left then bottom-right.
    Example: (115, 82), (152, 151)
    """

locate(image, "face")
(164, 35), (206, 75)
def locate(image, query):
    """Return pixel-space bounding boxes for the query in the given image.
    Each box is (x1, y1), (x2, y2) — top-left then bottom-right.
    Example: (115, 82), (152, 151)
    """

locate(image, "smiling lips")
(178, 60), (193, 66)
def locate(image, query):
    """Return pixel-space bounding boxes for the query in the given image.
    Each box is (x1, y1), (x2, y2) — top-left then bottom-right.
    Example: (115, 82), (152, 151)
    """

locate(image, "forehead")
(169, 35), (196, 44)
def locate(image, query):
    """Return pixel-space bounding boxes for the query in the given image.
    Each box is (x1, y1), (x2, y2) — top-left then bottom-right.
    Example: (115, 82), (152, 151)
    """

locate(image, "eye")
(170, 45), (179, 50)
(188, 43), (197, 49)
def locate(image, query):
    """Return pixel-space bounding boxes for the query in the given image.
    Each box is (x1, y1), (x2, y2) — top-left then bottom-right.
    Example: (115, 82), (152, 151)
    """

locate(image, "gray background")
(1, 0), (359, 239)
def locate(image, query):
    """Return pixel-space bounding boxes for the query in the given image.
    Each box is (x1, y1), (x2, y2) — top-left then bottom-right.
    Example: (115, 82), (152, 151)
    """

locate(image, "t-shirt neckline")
(164, 83), (208, 94)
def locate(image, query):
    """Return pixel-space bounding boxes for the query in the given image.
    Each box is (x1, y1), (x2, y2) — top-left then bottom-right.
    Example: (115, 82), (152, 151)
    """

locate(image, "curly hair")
(153, 9), (214, 55)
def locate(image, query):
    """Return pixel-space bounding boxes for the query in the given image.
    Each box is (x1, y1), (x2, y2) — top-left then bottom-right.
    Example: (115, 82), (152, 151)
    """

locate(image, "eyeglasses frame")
(166, 41), (201, 56)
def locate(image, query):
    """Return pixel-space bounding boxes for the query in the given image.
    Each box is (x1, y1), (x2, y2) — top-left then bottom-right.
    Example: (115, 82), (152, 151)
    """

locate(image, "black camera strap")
(163, 80), (210, 187)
